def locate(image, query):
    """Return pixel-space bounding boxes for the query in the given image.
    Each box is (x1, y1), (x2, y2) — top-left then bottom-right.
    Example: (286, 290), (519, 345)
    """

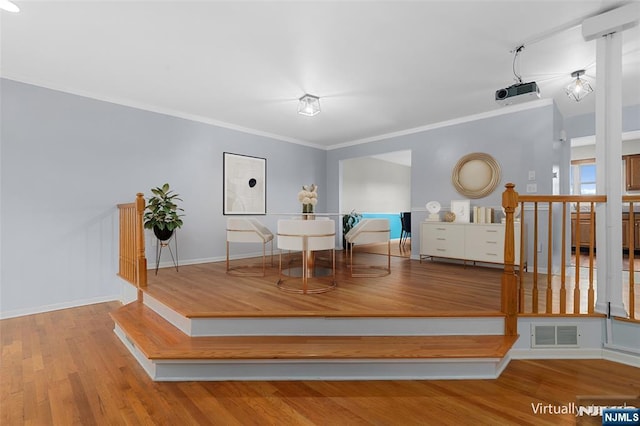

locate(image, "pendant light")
(565, 70), (593, 102)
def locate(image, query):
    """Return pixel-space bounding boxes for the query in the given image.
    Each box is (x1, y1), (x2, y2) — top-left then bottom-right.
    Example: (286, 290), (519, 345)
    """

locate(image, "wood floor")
(2, 302), (639, 425)
(145, 250), (639, 319)
(144, 252), (505, 318)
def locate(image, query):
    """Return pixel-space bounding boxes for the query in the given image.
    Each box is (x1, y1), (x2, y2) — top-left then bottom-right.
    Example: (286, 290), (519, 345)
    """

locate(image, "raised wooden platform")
(112, 302), (516, 360)
(143, 253), (504, 317)
(113, 253), (518, 380)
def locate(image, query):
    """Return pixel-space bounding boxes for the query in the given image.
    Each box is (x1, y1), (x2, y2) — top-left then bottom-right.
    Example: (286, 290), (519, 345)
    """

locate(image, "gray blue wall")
(327, 101), (567, 263)
(0, 79), (326, 317)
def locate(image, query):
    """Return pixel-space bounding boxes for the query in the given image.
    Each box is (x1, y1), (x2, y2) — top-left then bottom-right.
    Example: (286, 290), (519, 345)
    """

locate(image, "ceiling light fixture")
(565, 70), (593, 102)
(297, 94), (321, 117)
(0, 0), (19, 13)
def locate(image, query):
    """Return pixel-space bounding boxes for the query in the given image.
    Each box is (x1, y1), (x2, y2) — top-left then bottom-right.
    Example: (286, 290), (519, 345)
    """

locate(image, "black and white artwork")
(223, 152), (266, 215)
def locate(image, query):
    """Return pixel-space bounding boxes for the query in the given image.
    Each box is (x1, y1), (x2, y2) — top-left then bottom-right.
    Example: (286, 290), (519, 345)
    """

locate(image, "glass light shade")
(565, 70), (593, 102)
(297, 94), (321, 116)
(0, 0), (19, 12)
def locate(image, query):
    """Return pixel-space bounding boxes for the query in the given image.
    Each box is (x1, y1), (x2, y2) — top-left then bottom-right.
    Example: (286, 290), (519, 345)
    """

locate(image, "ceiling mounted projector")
(495, 81), (540, 106)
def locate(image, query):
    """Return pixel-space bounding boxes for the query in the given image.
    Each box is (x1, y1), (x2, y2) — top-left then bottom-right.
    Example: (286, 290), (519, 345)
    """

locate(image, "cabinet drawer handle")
(485, 253), (498, 256)
(485, 230), (498, 233)
(485, 241), (497, 244)
(436, 238), (446, 241)
(436, 248), (446, 252)
(436, 227), (446, 231)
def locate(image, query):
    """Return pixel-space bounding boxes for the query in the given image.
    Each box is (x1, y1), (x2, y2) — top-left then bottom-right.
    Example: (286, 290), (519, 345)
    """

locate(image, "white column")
(594, 32), (626, 317)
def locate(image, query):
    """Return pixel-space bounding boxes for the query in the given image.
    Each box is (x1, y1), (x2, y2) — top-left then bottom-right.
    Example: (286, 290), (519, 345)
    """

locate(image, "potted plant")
(144, 183), (184, 241)
(342, 210), (362, 249)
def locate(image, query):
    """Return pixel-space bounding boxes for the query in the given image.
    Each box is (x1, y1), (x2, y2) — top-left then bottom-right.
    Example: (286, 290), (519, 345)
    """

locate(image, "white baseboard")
(0, 294), (121, 320)
(151, 248), (343, 270)
(603, 344), (640, 368)
(508, 348), (603, 360)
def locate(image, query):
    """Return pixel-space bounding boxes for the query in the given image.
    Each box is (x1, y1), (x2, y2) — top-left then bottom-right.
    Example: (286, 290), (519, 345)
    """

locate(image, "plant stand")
(155, 231), (179, 274)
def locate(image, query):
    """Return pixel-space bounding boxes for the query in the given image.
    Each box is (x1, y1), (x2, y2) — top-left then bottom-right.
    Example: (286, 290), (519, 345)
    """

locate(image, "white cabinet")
(420, 223), (464, 258)
(420, 222), (524, 266)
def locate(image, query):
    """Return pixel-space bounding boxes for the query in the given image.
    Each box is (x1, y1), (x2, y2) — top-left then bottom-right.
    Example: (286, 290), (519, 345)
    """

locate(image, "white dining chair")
(226, 218), (274, 276)
(344, 218), (391, 277)
(277, 219), (336, 293)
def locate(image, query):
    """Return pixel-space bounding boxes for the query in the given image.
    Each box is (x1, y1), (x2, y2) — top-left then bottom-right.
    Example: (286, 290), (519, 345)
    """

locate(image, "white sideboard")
(420, 221), (524, 267)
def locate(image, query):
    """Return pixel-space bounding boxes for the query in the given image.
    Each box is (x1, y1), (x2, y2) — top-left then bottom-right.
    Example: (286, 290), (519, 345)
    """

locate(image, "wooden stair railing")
(502, 184), (609, 317)
(501, 184), (518, 336)
(117, 193), (147, 300)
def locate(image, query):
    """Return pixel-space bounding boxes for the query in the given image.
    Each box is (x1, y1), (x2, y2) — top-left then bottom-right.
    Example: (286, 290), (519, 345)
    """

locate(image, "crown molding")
(327, 98), (554, 151)
(1, 76), (328, 150)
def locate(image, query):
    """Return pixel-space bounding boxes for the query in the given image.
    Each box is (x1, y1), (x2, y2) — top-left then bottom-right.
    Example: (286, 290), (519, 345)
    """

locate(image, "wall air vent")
(531, 324), (579, 347)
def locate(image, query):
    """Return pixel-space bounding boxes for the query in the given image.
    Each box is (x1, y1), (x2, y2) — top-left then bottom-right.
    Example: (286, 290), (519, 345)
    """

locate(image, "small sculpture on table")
(425, 201), (441, 222)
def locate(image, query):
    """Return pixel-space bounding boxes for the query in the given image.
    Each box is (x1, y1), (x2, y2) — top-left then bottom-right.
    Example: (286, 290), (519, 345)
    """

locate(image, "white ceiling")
(1, 1), (639, 149)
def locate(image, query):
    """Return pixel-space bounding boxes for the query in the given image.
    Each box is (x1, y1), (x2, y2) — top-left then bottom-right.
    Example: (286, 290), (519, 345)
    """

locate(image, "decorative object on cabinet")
(451, 200), (470, 223)
(425, 201), (441, 221)
(223, 152), (266, 215)
(500, 205), (521, 223)
(451, 152), (501, 198)
(473, 206), (495, 224)
(444, 211), (456, 222)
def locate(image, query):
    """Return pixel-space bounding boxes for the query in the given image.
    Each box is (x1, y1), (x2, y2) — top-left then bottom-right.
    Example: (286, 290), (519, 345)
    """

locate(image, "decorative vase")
(302, 203), (315, 220)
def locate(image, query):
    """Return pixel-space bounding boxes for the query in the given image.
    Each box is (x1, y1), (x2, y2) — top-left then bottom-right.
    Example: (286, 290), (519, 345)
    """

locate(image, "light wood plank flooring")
(146, 252), (640, 319)
(144, 253), (505, 318)
(2, 302), (639, 425)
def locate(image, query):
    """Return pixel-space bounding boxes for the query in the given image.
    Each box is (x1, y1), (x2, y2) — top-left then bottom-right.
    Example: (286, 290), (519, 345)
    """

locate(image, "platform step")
(143, 292), (507, 337)
(111, 302), (516, 362)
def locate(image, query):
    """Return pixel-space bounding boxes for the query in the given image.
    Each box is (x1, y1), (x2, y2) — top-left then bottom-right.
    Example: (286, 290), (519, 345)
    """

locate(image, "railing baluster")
(547, 201), (553, 314)
(629, 200), (636, 320)
(518, 201), (525, 314)
(560, 202), (567, 314)
(588, 202), (595, 314)
(574, 202), (581, 315)
(533, 202), (539, 314)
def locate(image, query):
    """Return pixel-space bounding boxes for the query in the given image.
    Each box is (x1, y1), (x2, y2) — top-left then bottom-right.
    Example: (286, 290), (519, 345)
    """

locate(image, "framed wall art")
(223, 152), (266, 215)
(450, 199), (470, 223)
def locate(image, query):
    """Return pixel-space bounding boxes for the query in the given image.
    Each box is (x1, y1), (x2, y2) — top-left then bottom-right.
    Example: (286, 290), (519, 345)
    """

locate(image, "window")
(570, 159), (596, 195)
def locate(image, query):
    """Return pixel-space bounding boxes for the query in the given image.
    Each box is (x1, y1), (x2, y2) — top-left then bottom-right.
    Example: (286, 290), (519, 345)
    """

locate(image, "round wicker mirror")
(451, 152), (501, 199)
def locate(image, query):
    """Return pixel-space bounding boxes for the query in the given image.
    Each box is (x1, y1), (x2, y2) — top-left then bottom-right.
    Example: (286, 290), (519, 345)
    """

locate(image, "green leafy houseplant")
(143, 183), (184, 240)
(342, 210), (362, 249)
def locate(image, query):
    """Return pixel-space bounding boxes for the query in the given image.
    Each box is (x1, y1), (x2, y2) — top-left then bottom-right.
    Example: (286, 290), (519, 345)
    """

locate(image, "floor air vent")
(532, 324), (579, 347)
